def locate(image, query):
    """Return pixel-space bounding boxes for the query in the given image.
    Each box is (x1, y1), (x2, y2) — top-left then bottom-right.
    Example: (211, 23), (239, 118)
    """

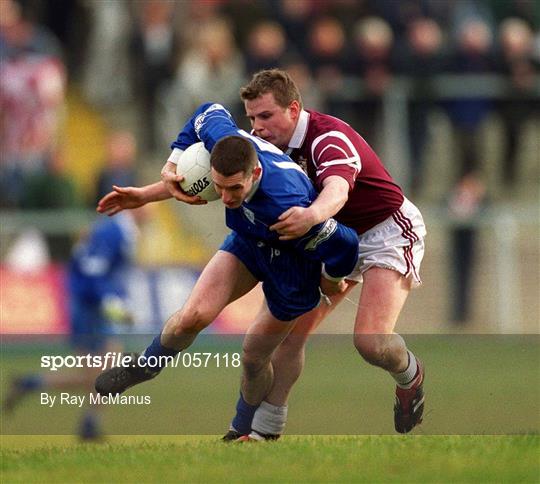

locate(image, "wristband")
(167, 148), (184, 165)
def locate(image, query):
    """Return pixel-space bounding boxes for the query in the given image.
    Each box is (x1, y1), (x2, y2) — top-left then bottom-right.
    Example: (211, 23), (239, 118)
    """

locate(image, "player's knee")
(353, 334), (388, 367)
(172, 307), (211, 336)
(241, 351), (268, 378)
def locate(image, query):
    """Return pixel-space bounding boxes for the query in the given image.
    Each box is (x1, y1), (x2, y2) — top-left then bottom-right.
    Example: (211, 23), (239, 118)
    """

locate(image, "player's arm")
(165, 103), (240, 205)
(97, 182), (171, 216)
(295, 218), (358, 282)
(270, 175), (350, 240)
(171, 103), (239, 153)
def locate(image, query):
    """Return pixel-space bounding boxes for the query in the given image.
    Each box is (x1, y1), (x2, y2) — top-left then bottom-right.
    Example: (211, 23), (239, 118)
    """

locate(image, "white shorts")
(347, 198), (426, 288)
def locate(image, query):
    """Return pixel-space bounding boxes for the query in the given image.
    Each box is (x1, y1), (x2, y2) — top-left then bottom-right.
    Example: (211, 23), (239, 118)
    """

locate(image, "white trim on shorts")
(346, 198), (426, 288)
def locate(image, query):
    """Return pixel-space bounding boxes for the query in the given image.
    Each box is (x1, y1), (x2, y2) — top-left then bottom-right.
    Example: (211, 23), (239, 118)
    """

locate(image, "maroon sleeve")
(311, 131), (361, 191)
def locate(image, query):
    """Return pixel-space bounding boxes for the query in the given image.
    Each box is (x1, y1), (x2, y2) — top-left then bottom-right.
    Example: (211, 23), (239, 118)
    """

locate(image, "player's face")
(244, 93), (300, 150)
(211, 167), (261, 209)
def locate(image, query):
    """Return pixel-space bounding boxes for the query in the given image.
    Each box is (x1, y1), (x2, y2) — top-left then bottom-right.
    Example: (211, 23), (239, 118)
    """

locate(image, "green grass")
(2, 335), (538, 436)
(1, 336), (539, 481)
(1, 435), (538, 483)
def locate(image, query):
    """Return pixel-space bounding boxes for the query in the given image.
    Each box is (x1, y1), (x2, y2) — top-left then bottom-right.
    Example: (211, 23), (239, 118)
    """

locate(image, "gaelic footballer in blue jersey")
(69, 211), (140, 351)
(94, 103), (359, 425)
(4, 210), (146, 440)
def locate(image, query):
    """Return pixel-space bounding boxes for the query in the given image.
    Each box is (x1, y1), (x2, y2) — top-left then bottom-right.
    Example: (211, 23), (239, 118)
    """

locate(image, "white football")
(176, 142), (219, 201)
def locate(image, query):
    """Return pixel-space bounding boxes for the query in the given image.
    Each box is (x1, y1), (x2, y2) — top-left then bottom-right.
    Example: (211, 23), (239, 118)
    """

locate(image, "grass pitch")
(1, 335), (538, 482)
(1, 435), (538, 483)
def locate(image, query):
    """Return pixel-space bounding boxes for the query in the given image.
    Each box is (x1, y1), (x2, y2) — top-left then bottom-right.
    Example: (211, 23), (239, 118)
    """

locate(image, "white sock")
(392, 350), (418, 389)
(251, 401), (288, 436)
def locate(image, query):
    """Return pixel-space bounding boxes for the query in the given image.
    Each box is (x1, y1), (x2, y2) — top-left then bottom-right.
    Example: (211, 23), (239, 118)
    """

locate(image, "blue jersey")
(171, 103), (358, 279)
(68, 213), (137, 349)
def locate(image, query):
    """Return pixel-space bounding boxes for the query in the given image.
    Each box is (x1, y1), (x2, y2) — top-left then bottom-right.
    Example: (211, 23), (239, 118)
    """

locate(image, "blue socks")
(231, 393), (259, 434)
(17, 375), (44, 391)
(142, 335), (180, 374)
(79, 411), (101, 440)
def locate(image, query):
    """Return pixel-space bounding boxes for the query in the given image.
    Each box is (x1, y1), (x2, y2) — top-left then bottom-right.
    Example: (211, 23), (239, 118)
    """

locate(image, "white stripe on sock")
(392, 351), (418, 388)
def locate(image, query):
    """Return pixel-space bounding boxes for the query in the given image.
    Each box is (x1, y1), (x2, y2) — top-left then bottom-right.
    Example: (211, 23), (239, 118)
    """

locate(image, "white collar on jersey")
(286, 109), (310, 154)
(244, 161), (263, 204)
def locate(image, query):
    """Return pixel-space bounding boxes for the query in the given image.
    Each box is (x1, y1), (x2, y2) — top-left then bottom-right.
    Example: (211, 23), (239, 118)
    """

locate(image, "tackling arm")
(270, 176), (350, 240)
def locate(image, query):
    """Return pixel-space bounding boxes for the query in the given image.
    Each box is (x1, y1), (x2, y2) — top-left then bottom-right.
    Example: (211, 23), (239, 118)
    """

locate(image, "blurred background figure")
(443, 17), (497, 180)
(159, 17), (245, 145)
(345, 16), (395, 148)
(0, 0), (66, 208)
(94, 131), (138, 206)
(393, 17), (446, 198)
(131, 0), (180, 153)
(495, 17), (539, 190)
(273, 0), (314, 58)
(446, 173), (487, 326)
(245, 21), (288, 74)
(282, 56), (324, 111)
(306, 16), (348, 107)
(82, 0), (132, 107)
(3, 207), (148, 440)
(20, 149), (81, 260)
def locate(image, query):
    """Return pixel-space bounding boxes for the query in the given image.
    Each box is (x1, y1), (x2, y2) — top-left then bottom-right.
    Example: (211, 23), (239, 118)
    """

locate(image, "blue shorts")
(220, 232), (321, 321)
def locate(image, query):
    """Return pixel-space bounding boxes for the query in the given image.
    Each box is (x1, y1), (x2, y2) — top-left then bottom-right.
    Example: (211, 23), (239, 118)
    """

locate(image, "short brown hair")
(240, 69), (303, 109)
(210, 136), (258, 177)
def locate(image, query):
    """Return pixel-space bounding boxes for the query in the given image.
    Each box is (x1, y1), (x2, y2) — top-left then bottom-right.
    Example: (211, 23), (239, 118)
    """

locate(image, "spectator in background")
(393, 17), (446, 197)
(370, 0), (453, 38)
(446, 173), (487, 325)
(220, 0), (271, 49)
(94, 131), (138, 205)
(495, 18), (539, 189)
(160, 18), (245, 144)
(487, 0), (540, 28)
(245, 21), (289, 74)
(282, 56), (324, 112)
(0, 0), (63, 58)
(0, 0), (66, 207)
(345, 16), (395, 148)
(20, 149), (80, 260)
(443, 18), (497, 179)
(82, 0), (132, 106)
(305, 16), (348, 112)
(131, 0), (180, 153)
(3, 207), (148, 440)
(272, 0), (315, 58)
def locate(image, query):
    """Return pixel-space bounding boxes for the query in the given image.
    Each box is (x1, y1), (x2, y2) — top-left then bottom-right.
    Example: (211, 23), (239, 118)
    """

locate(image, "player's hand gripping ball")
(176, 142), (219, 201)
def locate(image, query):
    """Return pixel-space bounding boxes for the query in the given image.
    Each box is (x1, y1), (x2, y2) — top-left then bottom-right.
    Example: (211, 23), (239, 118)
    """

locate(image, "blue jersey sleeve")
(170, 103), (240, 153)
(72, 221), (127, 302)
(293, 219), (358, 279)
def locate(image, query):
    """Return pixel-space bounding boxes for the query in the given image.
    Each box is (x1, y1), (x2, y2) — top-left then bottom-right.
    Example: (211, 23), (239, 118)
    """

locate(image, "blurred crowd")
(1, 0), (539, 209)
(1, 0), (538, 326)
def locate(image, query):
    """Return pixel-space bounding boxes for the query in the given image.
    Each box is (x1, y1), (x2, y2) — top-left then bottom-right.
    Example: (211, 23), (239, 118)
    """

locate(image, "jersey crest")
(242, 206), (256, 225)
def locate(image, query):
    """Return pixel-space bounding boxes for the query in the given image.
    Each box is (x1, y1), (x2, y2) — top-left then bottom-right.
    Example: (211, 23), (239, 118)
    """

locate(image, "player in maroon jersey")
(156, 69), (426, 437)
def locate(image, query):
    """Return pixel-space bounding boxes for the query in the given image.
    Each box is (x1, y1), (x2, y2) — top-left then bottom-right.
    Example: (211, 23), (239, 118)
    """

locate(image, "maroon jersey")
(286, 110), (404, 234)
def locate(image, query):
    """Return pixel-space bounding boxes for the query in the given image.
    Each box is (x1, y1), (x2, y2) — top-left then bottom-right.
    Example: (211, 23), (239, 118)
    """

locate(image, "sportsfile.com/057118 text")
(40, 352), (241, 372)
